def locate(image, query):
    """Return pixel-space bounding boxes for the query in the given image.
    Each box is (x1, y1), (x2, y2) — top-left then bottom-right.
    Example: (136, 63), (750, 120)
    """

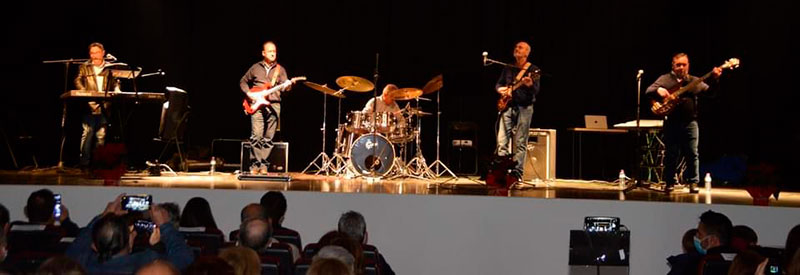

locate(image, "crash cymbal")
(390, 88), (422, 100)
(422, 74), (443, 94)
(336, 76), (374, 92)
(304, 81), (345, 98)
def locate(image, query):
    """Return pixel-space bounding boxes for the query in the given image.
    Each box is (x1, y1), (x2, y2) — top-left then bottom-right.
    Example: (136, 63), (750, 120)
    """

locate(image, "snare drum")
(373, 112), (395, 133)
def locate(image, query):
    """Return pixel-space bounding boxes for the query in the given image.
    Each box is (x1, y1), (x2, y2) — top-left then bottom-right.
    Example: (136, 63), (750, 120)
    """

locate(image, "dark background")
(1, 0), (797, 186)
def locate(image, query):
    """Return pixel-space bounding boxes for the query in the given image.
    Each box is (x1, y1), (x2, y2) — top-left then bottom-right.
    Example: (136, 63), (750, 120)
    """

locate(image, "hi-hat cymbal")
(391, 88), (422, 100)
(422, 74), (443, 94)
(336, 76), (374, 92)
(405, 107), (432, 116)
(304, 81), (345, 98)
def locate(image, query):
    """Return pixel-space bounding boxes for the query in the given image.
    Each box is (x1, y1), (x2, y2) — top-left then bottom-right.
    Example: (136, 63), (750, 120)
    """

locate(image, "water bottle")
(704, 173), (712, 192)
(210, 156), (216, 175)
(618, 169), (626, 188)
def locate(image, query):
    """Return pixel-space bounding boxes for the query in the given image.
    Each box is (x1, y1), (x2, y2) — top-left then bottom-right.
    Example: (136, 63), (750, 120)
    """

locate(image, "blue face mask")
(693, 236), (707, 255)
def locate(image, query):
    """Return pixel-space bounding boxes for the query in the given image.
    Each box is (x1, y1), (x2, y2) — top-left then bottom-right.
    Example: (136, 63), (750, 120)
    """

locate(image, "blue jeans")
(80, 114), (107, 166)
(250, 104), (280, 171)
(663, 119), (699, 185)
(497, 104), (534, 175)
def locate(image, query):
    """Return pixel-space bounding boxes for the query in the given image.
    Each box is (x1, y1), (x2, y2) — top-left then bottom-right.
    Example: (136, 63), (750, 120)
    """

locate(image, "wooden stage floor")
(1, 169), (797, 208)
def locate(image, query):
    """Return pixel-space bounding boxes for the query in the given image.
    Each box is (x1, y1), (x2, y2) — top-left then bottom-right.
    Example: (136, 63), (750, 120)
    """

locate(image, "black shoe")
(689, 183), (699, 194)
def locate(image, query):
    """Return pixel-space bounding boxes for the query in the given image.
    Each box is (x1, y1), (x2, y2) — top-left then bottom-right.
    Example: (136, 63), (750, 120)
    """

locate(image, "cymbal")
(422, 74), (443, 94)
(304, 81), (345, 98)
(405, 107), (432, 116)
(390, 88), (422, 100)
(336, 76), (374, 92)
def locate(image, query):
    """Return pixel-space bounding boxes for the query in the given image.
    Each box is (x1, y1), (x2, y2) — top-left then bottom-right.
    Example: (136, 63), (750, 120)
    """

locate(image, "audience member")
(158, 202), (181, 229)
(229, 203), (265, 242)
(667, 228), (702, 275)
(237, 218), (273, 254)
(314, 245), (355, 274)
(727, 249), (767, 275)
(65, 194), (194, 273)
(307, 258), (353, 275)
(317, 231), (363, 274)
(0, 203), (8, 235)
(218, 246), (261, 275)
(0, 203), (7, 263)
(260, 191), (302, 246)
(183, 255), (235, 275)
(786, 224), (800, 272)
(180, 197), (222, 235)
(731, 225), (758, 252)
(787, 248), (800, 275)
(667, 210), (734, 275)
(338, 211), (394, 275)
(36, 255), (87, 275)
(136, 259), (180, 275)
(10, 189), (79, 237)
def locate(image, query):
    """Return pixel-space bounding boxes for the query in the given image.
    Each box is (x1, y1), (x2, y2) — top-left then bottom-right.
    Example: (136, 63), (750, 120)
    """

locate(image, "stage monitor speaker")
(159, 87), (189, 141)
(448, 121), (478, 175)
(523, 128), (556, 181)
(241, 142), (289, 173)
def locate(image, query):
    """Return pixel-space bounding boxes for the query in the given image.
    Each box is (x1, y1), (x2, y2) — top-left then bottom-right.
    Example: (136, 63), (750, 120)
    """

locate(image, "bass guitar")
(242, 76), (306, 115)
(650, 58), (739, 116)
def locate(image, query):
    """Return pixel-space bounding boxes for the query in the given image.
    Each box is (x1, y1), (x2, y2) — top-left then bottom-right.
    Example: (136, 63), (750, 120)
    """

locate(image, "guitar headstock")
(721, 58), (740, 70)
(291, 76), (307, 83)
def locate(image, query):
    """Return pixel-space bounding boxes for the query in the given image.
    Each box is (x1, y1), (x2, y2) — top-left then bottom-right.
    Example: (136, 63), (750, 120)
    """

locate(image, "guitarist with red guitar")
(645, 53), (736, 193)
(239, 41), (303, 175)
(491, 41), (541, 188)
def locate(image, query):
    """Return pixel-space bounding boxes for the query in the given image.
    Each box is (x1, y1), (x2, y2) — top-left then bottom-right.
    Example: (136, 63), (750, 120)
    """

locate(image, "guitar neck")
(671, 69), (715, 98)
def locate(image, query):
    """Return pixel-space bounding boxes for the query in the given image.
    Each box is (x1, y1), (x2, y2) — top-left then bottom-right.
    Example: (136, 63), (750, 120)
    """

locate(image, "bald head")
(241, 203), (266, 223)
(136, 260), (179, 275)
(239, 218), (272, 253)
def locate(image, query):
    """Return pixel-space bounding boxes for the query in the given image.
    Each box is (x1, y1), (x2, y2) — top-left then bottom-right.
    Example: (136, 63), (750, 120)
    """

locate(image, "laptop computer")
(584, 115), (608, 129)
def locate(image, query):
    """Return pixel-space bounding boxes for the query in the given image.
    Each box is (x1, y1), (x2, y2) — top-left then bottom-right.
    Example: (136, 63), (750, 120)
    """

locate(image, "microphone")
(636, 69), (644, 79)
(105, 53), (117, 62)
(482, 52), (489, 66)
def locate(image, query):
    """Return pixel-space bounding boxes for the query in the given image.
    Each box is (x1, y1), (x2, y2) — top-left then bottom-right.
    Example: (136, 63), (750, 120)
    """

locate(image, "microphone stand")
(369, 53), (380, 179)
(42, 58), (88, 170)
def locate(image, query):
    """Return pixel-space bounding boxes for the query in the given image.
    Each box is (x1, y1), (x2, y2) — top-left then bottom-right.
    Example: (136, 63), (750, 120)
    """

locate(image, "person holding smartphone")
(65, 194), (194, 273)
(8, 189), (79, 238)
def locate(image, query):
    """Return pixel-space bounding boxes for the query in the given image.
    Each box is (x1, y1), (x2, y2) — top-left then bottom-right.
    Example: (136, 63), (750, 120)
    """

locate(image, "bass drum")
(349, 133), (395, 177)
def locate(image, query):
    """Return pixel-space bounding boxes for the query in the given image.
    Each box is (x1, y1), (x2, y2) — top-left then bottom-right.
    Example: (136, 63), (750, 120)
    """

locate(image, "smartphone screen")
(134, 220), (156, 233)
(121, 195), (152, 211)
(53, 194), (62, 219)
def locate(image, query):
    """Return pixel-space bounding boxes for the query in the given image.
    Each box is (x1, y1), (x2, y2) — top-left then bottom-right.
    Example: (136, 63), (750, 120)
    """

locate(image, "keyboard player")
(73, 42), (120, 168)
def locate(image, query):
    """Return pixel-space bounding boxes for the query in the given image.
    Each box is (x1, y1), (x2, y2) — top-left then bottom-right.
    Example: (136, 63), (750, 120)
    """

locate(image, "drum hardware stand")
(302, 89), (334, 175)
(323, 88), (350, 175)
(426, 85), (457, 178)
(405, 97), (436, 179)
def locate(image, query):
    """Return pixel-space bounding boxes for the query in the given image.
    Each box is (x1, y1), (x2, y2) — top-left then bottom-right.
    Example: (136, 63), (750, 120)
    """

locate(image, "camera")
(121, 194), (152, 212)
(53, 194), (62, 219)
(134, 220), (156, 233)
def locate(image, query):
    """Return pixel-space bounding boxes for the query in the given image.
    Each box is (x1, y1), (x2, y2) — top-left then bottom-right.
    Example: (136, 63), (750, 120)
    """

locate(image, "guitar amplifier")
(523, 128), (556, 181)
(240, 142), (289, 173)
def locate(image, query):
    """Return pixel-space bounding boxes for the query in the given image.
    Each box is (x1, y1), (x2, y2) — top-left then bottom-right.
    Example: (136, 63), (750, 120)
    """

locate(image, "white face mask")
(0, 245), (7, 262)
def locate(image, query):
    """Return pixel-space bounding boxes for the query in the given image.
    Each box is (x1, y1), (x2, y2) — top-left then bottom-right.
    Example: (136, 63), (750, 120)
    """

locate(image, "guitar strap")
(513, 62), (531, 85)
(268, 64), (282, 87)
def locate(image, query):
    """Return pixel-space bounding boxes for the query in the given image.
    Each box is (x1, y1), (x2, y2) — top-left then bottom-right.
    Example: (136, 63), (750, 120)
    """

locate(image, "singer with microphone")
(73, 42), (121, 170)
(493, 41), (540, 188)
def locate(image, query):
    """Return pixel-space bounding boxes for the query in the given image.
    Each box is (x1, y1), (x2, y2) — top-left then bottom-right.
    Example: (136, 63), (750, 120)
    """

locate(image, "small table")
(568, 128), (629, 179)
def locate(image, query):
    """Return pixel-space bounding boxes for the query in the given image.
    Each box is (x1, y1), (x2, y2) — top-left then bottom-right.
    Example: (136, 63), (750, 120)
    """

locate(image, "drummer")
(362, 84), (401, 114)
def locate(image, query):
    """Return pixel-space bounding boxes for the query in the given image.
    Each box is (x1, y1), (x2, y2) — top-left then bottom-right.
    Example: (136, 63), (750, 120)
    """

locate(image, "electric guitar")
(497, 67), (540, 112)
(650, 58), (739, 116)
(242, 76), (306, 115)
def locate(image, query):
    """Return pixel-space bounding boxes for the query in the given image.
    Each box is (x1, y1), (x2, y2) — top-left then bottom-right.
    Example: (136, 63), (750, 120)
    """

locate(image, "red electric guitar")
(242, 76), (306, 115)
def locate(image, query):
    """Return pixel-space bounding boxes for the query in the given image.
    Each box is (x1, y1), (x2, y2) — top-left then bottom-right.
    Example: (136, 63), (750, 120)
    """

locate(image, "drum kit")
(301, 74), (456, 180)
